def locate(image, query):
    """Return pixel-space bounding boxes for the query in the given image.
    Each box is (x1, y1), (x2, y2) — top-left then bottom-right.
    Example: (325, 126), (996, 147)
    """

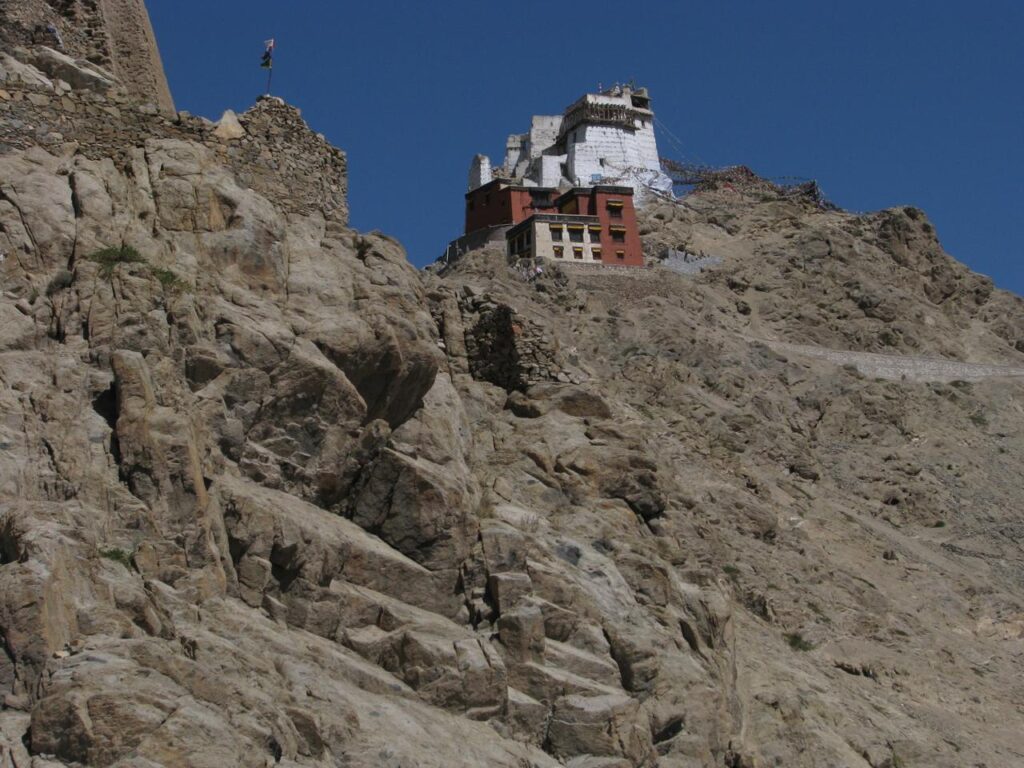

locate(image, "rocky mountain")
(2, 8), (1023, 768)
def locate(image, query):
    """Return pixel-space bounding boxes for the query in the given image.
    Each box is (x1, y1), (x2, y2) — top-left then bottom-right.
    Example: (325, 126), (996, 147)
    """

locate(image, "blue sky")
(149, 1), (1023, 294)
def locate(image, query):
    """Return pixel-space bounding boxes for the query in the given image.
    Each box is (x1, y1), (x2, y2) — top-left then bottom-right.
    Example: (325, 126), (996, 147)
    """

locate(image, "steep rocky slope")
(2, 34), (1024, 768)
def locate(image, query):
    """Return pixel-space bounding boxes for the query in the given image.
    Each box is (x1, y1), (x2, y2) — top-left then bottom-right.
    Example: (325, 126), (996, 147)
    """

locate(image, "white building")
(469, 84), (673, 203)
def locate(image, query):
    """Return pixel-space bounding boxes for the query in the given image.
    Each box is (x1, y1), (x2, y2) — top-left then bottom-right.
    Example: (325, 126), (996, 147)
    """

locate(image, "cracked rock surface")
(2, 46), (1024, 768)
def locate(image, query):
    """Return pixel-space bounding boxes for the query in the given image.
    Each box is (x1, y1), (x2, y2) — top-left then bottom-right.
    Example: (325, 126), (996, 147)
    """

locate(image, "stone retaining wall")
(458, 288), (565, 390)
(559, 261), (655, 277)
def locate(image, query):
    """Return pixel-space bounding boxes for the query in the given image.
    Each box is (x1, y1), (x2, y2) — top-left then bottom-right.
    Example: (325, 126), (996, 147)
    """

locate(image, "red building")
(486, 184), (643, 267)
(464, 179), (557, 234)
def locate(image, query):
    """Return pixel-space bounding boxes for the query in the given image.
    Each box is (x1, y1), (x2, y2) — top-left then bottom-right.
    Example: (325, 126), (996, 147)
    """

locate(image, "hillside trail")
(742, 336), (1024, 383)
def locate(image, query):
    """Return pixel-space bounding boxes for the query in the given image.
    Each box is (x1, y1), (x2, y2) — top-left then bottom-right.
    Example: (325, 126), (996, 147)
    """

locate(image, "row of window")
(469, 197), (625, 216)
(552, 225), (599, 244)
(550, 224), (626, 243)
(551, 246), (625, 261)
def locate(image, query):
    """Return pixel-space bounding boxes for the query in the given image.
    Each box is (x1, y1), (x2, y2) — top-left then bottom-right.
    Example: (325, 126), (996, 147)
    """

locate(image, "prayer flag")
(261, 39), (275, 69)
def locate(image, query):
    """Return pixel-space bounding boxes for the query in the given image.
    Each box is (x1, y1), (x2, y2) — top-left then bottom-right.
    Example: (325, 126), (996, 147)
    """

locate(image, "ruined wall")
(97, 0), (174, 115)
(0, 80), (348, 224)
(458, 289), (566, 390)
(0, 0), (174, 115)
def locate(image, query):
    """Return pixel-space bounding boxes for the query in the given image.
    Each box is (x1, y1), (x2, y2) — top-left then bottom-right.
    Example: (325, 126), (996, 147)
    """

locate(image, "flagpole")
(261, 38), (276, 96)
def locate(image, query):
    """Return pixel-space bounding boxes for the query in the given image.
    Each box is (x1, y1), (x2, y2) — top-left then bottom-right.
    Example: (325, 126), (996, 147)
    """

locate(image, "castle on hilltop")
(443, 84), (670, 269)
(468, 84), (673, 201)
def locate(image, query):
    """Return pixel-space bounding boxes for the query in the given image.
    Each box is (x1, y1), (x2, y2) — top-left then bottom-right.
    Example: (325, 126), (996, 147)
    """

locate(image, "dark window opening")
(569, 228), (584, 243)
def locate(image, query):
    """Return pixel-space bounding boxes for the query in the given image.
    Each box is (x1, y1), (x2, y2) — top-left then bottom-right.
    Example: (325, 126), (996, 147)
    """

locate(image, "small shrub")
(807, 602), (832, 624)
(354, 236), (373, 261)
(99, 547), (134, 570)
(722, 564), (741, 582)
(152, 267), (186, 291)
(931, 520), (947, 528)
(969, 411), (988, 428)
(785, 632), (815, 652)
(45, 269), (74, 296)
(87, 245), (146, 278)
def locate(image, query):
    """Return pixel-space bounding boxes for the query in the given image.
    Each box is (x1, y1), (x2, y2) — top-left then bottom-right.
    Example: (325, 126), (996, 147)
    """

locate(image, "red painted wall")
(592, 190), (643, 266)
(465, 183), (552, 234)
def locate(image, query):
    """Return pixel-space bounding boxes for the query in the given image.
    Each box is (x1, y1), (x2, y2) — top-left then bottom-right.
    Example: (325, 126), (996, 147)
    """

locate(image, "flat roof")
(552, 185), (633, 207)
(466, 178), (558, 199)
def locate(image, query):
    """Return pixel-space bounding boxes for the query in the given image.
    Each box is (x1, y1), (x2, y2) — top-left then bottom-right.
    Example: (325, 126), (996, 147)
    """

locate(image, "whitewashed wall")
(468, 154), (492, 191)
(531, 220), (603, 263)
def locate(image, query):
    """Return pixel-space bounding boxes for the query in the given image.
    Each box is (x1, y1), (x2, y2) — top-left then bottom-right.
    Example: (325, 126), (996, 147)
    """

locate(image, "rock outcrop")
(2, 27), (1024, 768)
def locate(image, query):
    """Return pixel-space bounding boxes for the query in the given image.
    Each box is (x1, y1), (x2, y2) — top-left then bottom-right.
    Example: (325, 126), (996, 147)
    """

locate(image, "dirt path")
(753, 339), (1024, 383)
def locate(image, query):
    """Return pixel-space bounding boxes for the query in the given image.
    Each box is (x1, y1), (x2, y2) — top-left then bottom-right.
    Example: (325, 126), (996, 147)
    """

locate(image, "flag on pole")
(261, 39), (275, 69)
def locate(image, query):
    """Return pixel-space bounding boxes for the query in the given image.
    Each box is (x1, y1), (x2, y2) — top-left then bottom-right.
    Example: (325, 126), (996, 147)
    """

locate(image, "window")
(525, 230), (531, 246)
(611, 228), (626, 243)
(593, 248), (602, 261)
(607, 201), (624, 219)
(589, 227), (601, 243)
(573, 247), (584, 260)
(553, 246), (564, 258)
(550, 225), (563, 242)
(568, 226), (584, 243)
(616, 250), (625, 260)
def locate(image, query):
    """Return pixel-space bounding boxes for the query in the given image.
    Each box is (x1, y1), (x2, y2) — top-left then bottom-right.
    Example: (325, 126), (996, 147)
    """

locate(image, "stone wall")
(458, 288), (565, 390)
(0, 79), (348, 224)
(98, 0), (174, 115)
(0, 0), (174, 114)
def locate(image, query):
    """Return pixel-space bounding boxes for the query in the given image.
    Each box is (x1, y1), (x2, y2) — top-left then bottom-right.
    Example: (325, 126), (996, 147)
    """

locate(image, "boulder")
(212, 110), (246, 140)
(546, 693), (653, 764)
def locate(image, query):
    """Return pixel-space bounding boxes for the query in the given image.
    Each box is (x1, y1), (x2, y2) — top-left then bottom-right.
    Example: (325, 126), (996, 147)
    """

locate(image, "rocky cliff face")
(2, 27), (1024, 768)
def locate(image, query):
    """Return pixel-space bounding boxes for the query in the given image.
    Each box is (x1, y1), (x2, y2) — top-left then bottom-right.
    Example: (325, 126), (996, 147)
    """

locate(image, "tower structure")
(0, 0), (175, 115)
(469, 84), (672, 202)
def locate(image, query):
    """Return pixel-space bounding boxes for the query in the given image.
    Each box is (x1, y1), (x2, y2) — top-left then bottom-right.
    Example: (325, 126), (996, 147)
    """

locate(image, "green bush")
(87, 245), (146, 277)
(45, 269), (74, 296)
(152, 267), (186, 291)
(99, 547), (134, 570)
(785, 632), (815, 652)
